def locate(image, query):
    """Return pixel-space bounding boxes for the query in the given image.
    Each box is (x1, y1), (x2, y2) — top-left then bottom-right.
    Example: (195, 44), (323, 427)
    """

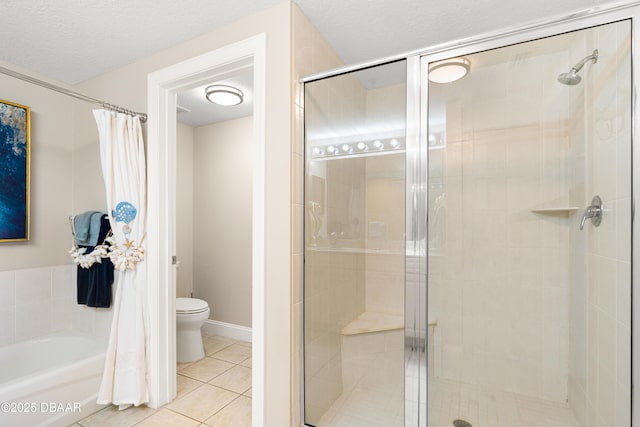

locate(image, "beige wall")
(0, 64), (114, 368)
(193, 116), (252, 328)
(0, 63), (76, 271)
(176, 116), (253, 327)
(72, 3), (292, 425)
(176, 122), (194, 299)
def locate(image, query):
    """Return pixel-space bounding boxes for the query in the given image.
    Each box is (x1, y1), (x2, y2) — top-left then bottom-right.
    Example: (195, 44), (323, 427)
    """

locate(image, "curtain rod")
(0, 66), (148, 123)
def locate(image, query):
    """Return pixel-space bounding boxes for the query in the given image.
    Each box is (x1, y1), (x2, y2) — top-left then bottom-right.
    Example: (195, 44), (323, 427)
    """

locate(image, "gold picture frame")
(0, 99), (30, 242)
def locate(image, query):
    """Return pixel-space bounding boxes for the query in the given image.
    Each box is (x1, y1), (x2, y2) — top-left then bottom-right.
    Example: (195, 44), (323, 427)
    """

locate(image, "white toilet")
(176, 297), (210, 363)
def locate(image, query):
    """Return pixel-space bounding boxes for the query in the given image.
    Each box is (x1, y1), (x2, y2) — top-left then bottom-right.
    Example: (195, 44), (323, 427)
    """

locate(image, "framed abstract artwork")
(0, 99), (30, 242)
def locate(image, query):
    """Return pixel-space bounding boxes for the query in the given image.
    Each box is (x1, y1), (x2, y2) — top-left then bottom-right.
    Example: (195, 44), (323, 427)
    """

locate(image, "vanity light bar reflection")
(310, 137), (405, 160)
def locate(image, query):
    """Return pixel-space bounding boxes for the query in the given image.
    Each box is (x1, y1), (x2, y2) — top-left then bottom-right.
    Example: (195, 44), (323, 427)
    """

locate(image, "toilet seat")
(176, 297), (209, 314)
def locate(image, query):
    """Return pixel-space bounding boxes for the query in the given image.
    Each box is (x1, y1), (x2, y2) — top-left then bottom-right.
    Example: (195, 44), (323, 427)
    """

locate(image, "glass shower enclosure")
(303, 60), (409, 427)
(424, 20), (631, 427)
(302, 11), (633, 427)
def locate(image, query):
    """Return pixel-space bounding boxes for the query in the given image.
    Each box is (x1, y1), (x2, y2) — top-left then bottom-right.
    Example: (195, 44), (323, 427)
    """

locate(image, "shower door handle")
(579, 195), (603, 230)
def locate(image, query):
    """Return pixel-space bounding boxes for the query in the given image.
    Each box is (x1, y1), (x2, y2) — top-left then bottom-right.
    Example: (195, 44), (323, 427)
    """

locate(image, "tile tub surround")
(0, 265), (112, 346)
(0, 268), (252, 426)
(0, 264), (112, 427)
(75, 334), (252, 427)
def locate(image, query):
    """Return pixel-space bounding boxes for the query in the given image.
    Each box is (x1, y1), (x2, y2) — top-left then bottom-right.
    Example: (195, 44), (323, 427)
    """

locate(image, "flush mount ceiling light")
(205, 84), (244, 106)
(428, 58), (470, 83)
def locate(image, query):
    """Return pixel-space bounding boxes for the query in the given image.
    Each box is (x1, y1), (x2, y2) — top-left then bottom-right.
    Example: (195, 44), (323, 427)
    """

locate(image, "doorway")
(146, 34), (266, 426)
(175, 64), (254, 338)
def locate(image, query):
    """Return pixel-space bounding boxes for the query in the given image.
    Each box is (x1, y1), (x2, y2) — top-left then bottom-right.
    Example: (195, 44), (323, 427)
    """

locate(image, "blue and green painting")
(0, 101), (29, 240)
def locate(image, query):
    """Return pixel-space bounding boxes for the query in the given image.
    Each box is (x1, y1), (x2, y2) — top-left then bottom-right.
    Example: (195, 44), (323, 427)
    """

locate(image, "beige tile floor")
(71, 334), (252, 427)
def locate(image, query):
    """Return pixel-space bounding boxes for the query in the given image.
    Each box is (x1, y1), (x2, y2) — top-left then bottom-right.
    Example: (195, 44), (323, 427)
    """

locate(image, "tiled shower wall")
(304, 154), (406, 422)
(363, 83), (406, 315)
(295, 13), (408, 423)
(568, 21), (631, 426)
(430, 42), (575, 401)
(0, 265), (112, 347)
(302, 88), (369, 424)
(303, 250), (366, 422)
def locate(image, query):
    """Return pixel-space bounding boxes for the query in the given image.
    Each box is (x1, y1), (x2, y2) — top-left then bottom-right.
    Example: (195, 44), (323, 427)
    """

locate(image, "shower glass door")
(425, 20), (631, 426)
(303, 60), (409, 426)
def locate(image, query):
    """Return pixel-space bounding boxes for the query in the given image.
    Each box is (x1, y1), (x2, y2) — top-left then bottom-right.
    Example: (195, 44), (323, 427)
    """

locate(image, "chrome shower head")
(557, 49), (598, 85)
(558, 70), (582, 85)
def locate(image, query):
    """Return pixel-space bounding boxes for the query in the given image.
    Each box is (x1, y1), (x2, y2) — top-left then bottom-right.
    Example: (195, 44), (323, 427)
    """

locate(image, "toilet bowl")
(176, 297), (210, 363)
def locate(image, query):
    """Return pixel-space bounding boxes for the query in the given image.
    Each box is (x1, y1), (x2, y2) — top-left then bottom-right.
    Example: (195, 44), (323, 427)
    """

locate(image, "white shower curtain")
(93, 110), (148, 407)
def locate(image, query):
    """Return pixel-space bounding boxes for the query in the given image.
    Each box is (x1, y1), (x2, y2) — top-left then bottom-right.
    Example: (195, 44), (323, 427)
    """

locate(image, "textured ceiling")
(294, 0), (606, 67)
(0, 0), (619, 86)
(0, 0), (282, 84)
(0, 0), (626, 125)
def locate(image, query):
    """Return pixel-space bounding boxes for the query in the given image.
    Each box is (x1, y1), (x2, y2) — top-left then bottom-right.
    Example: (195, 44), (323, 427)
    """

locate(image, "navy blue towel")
(77, 214), (114, 308)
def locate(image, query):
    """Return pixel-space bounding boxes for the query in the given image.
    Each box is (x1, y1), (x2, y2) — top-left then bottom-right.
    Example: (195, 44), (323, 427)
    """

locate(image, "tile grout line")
(199, 392), (246, 426)
(76, 336), (252, 426)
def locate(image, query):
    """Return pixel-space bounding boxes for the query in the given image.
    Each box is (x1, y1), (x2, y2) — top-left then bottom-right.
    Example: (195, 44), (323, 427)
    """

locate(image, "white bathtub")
(0, 334), (107, 427)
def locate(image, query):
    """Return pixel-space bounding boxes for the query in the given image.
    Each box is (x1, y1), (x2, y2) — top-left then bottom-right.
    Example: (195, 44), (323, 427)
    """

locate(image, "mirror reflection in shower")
(303, 60), (408, 426)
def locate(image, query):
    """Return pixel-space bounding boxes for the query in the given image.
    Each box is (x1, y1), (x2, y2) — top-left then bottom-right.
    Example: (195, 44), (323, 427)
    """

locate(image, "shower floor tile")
(317, 377), (579, 427)
(430, 377), (580, 427)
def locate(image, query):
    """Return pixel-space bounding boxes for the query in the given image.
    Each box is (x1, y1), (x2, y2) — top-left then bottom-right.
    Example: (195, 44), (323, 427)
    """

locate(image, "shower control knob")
(579, 195), (603, 230)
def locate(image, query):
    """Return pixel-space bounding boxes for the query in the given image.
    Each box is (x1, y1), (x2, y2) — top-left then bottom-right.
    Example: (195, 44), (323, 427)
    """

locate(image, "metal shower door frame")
(405, 55), (427, 426)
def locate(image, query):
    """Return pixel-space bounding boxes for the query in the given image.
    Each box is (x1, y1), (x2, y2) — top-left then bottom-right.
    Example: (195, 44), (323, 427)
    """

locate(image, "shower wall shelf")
(530, 207), (580, 214)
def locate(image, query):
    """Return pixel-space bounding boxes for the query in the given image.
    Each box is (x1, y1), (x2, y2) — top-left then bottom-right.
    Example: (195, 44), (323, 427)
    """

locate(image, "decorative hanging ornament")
(112, 201), (137, 224)
(107, 201), (145, 270)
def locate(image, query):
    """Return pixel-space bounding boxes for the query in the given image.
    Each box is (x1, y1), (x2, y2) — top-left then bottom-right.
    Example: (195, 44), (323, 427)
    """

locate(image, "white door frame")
(146, 34), (266, 425)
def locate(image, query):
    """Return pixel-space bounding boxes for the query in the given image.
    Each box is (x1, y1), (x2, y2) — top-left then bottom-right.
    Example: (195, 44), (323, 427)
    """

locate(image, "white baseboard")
(202, 319), (252, 343)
